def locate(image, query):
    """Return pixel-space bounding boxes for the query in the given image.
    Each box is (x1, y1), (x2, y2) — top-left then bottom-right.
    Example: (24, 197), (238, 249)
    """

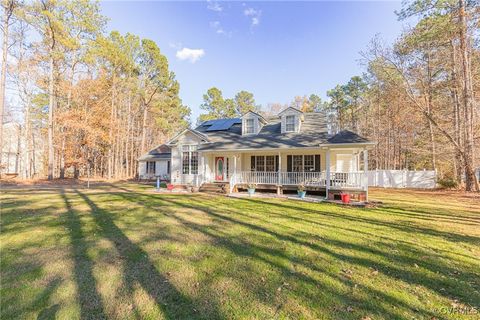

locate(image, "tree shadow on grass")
(108, 189), (447, 319)
(239, 197), (480, 246)
(155, 195), (480, 316)
(1, 260), (62, 320)
(154, 197), (448, 319)
(107, 186), (480, 317)
(74, 189), (224, 320)
(37, 303), (60, 320)
(60, 190), (107, 320)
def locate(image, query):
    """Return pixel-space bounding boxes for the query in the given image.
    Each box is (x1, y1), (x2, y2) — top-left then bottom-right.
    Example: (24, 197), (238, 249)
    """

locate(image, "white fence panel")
(368, 170), (436, 189)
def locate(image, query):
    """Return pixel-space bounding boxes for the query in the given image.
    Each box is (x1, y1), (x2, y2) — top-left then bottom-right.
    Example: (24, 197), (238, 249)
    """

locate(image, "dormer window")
(285, 115), (295, 132)
(279, 107), (303, 133)
(245, 118), (255, 134)
(241, 111), (267, 135)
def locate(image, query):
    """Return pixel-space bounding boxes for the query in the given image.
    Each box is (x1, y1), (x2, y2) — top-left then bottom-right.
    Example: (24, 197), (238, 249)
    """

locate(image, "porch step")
(199, 183), (229, 194)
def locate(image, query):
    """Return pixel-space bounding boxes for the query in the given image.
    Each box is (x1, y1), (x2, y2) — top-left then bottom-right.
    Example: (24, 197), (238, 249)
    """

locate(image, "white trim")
(241, 110), (267, 123)
(200, 144), (374, 153)
(167, 128), (208, 145)
(278, 106), (303, 116)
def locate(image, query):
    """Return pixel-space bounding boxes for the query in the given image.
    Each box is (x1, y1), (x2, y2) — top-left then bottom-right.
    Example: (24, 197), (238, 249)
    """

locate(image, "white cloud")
(168, 42), (182, 49)
(209, 20), (232, 37)
(244, 7), (261, 27)
(176, 48), (205, 63)
(207, 0), (222, 12)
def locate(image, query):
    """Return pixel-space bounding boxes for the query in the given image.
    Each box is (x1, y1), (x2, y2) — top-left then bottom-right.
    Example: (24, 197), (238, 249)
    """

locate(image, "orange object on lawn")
(341, 193), (350, 204)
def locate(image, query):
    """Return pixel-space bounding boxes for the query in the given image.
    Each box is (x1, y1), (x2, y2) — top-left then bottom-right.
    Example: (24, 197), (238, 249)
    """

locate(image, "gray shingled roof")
(194, 113), (373, 151)
(138, 144), (171, 161)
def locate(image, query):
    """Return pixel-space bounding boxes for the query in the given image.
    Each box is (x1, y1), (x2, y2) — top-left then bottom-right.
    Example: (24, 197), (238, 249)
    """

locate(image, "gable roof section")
(167, 128), (209, 145)
(327, 130), (371, 144)
(241, 110), (267, 124)
(192, 113), (375, 151)
(278, 107), (303, 116)
(193, 112), (373, 151)
(138, 144), (171, 161)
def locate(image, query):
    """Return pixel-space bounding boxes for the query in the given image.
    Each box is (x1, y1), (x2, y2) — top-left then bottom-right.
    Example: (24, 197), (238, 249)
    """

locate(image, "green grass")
(1, 183), (479, 320)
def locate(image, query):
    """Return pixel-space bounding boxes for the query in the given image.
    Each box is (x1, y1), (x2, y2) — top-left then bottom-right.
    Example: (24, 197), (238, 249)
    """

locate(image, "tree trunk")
(0, 2), (12, 177)
(24, 99), (32, 178)
(59, 135), (65, 179)
(450, 39), (463, 182)
(125, 93), (131, 177)
(14, 124), (21, 174)
(140, 102), (148, 155)
(425, 52), (437, 172)
(108, 77), (115, 179)
(47, 55), (55, 180)
(458, 0), (478, 191)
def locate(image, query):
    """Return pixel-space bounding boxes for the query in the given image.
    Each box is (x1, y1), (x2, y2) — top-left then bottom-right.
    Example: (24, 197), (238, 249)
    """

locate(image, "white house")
(138, 144), (171, 180)
(138, 108), (375, 200)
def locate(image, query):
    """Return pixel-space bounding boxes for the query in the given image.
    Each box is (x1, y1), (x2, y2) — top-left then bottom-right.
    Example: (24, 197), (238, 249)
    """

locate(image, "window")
(265, 156), (275, 172)
(255, 156), (265, 172)
(292, 155), (303, 172)
(304, 155), (314, 172)
(146, 161), (156, 175)
(287, 155), (321, 172)
(245, 118), (255, 134)
(285, 115), (295, 132)
(251, 155), (279, 172)
(182, 145), (198, 174)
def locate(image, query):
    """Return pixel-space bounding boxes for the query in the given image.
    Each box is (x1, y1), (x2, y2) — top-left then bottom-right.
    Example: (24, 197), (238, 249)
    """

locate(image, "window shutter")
(275, 155), (279, 172)
(315, 155), (321, 172)
(287, 155), (292, 172)
(251, 156), (256, 171)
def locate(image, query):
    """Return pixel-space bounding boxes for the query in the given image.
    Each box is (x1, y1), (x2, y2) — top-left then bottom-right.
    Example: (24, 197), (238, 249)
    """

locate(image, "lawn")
(1, 183), (479, 320)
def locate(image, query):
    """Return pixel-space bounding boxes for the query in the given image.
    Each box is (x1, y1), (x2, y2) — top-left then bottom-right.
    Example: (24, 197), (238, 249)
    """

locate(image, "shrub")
(438, 178), (458, 189)
(160, 182), (167, 188)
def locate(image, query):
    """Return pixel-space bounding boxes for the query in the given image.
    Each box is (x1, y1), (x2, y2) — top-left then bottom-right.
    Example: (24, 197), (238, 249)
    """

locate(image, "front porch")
(198, 148), (370, 200)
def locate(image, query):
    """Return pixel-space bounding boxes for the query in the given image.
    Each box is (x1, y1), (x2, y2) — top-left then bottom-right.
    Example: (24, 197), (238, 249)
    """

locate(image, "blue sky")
(101, 1), (404, 122)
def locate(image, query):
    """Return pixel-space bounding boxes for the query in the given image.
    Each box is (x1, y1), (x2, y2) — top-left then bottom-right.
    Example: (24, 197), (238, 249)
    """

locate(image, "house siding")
(170, 131), (204, 185)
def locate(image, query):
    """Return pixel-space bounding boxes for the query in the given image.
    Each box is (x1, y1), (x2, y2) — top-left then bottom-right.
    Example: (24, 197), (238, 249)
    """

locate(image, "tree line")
(321, 0), (479, 191)
(1, 0), (478, 190)
(199, 1), (480, 191)
(0, 0), (189, 180)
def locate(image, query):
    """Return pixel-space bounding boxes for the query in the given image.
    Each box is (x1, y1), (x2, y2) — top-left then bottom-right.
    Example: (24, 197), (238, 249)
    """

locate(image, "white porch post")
(363, 149), (368, 201)
(231, 154), (237, 193)
(277, 151), (282, 195)
(325, 148), (331, 200)
(203, 153), (207, 183)
(278, 151), (282, 185)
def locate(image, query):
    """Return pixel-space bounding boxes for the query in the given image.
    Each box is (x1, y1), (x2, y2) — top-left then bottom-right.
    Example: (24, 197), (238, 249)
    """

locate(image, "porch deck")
(230, 171), (366, 190)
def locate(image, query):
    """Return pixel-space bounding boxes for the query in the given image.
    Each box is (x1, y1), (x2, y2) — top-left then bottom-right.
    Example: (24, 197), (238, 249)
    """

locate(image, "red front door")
(215, 157), (224, 181)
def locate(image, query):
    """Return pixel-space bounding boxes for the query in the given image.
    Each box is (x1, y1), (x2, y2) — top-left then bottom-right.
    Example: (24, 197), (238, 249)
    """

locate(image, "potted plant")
(297, 183), (306, 199)
(247, 183), (256, 196)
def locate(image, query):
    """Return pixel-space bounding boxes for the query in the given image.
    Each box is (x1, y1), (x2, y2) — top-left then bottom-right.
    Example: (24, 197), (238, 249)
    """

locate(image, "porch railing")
(329, 172), (365, 189)
(233, 171), (365, 189)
